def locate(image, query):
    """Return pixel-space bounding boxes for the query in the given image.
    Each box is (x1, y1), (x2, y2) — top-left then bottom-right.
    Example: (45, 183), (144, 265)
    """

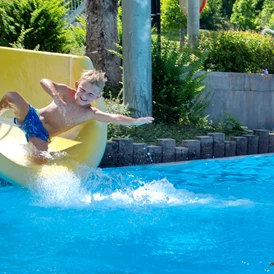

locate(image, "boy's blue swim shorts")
(14, 105), (49, 143)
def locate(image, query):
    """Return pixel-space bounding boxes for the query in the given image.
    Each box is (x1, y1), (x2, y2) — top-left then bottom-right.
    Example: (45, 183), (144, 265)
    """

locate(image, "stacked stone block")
(98, 129), (273, 168)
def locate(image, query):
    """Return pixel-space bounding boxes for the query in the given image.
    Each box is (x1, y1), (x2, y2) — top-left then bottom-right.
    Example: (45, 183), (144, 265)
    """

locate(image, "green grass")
(159, 30), (181, 42)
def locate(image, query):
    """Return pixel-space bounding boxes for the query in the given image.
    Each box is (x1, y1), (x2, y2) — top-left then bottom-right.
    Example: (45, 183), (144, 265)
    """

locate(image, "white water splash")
(31, 164), (94, 207)
(29, 166), (254, 209)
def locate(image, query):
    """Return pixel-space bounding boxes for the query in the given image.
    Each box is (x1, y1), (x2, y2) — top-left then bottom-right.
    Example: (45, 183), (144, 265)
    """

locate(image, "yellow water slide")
(0, 47), (107, 188)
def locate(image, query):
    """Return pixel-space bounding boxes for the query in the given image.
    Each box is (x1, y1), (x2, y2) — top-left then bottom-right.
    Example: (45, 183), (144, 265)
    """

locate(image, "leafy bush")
(199, 30), (274, 73)
(209, 111), (248, 139)
(66, 15), (86, 55)
(152, 37), (209, 125)
(0, 0), (69, 53)
(104, 89), (131, 140)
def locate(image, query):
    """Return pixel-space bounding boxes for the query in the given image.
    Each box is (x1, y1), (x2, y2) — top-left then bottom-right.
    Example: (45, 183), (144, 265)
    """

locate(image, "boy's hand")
(53, 95), (67, 116)
(135, 116), (154, 126)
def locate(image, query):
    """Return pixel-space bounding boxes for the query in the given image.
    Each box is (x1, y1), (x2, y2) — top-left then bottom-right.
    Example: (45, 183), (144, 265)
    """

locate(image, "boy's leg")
(28, 137), (49, 164)
(0, 92), (29, 123)
(0, 92), (49, 164)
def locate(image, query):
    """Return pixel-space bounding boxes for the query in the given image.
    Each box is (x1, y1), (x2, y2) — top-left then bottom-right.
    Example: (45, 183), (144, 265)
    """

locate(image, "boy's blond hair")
(80, 69), (107, 90)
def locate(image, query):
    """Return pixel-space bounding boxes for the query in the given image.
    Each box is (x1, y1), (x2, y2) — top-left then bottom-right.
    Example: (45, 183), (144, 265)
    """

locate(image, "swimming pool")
(1, 154), (274, 273)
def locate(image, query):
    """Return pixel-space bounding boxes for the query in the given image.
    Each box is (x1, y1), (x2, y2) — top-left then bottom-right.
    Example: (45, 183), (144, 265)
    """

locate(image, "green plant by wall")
(0, 0), (69, 53)
(199, 30), (274, 73)
(152, 37), (209, 125)
(210, 111), (247, 138)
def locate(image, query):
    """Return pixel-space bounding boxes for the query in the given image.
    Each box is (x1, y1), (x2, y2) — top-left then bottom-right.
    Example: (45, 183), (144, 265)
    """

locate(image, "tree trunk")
(85, 0), (121, 89)
(180, 27), (186, 45)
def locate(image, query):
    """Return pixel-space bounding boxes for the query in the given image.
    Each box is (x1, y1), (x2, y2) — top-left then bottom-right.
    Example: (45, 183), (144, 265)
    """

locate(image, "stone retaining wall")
(99, 129), (274, 168)
(203, 72), (274, 130)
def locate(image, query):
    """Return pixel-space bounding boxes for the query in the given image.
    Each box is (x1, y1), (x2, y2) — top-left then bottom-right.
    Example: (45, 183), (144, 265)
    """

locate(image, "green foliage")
(106, 116), (247, 145)
(200, 0), (231, 30)
(64, 0), (83, 11)
(159, 0), (271, 32)
(104, 89), (132, 141)
(104, 87), (213, 145)
(222, 0), (236, 18)
(199, 30), (274, 73)
(152, 37), (210, 125)
(107, 122), (213, 145)
(255, 0), (274, 29)
(104, 89), (248, 145)
(117, 1), (122, 43)
(66, 14), (86, 55)
(0, 0), (69, 53)
(269, 15), (274, 30)
(161, 0), (187, 32)
(230, 0), (260, 30)
(210, 111), (247, 138)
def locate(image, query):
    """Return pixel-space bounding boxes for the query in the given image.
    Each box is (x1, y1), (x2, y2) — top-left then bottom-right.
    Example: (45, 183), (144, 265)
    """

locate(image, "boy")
(0, 69), (154, 163)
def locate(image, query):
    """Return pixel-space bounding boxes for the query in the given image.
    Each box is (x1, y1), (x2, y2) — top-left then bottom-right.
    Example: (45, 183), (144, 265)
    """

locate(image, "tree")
(200, 0), (229, 30)
(221, 0), (236, 18)
(85, 0), (121, 89)
(256, 0), (274, 29)
(161, 0), (187, 31)
(230, 0), (260, 30)
(161, 0), (187, 43)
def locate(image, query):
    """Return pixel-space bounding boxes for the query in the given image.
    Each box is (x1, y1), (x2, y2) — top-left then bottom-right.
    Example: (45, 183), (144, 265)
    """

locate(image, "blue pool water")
(1, 155), (274, 273)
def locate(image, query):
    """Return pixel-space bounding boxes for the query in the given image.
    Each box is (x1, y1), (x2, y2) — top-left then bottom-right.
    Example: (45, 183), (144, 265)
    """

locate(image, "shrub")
(104, 89), (132, 140)
(209, 111), (248, 139)
(152, 37), (209, 125)
(199, 30), (274, 73)
(0, 0), (69, 53)
(66, 14), (86, 55)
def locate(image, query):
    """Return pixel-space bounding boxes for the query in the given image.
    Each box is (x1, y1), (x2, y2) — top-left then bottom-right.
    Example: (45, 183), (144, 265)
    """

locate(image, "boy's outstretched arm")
(40, 78), (69, 98)
(90, 108), (154, 126)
